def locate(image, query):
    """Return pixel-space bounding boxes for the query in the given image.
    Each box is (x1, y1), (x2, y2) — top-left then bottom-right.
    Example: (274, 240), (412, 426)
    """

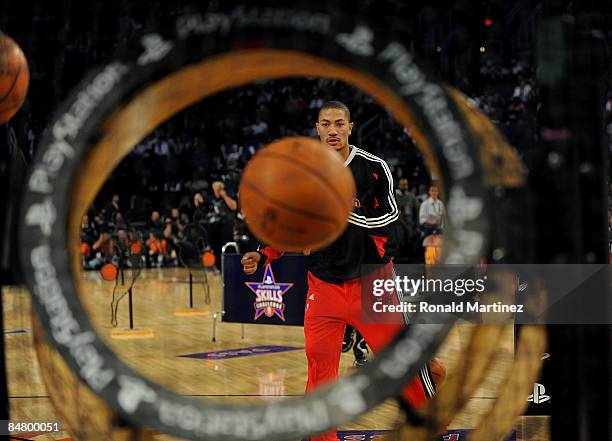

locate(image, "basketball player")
(242, 101), (439, 441)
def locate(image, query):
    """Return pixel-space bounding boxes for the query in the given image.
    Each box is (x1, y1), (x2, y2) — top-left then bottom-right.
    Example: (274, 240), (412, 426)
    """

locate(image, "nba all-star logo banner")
(245, 265), (293, 321)
(222, 254), (308, 325)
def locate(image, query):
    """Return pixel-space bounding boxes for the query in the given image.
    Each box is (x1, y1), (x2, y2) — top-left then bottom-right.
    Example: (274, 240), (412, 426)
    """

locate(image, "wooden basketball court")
(3, 266), (549, 440)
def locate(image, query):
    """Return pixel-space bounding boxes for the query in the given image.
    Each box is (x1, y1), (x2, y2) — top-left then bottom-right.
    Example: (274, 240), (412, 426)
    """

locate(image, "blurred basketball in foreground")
(239, 136), (356, 252)
(0, 31), (29, 124)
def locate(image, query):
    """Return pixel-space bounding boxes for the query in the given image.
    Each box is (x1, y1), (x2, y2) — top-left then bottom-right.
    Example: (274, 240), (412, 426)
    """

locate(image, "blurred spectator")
(130, 192), (151, 223)
(250, 118), (269, 141)
(419, 184), (445, 231)
(394, 178), (420, 262)
(192, 192), (207, 225)
(148, 210), (163, 233)
(162, 218), (179, 267)
(146, 231), (164, 268)
(416, 184), (428, 203)
(106, 194), (121, 223)
(80, 214), (97, 244)
(207, 180), (238, 268)
(168, 207), (184, 230)
(114, 212), (126, 230)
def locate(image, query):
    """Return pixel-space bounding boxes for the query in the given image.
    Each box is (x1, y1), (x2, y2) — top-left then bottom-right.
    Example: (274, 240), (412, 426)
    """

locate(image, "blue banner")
(222, 254), (308, 326)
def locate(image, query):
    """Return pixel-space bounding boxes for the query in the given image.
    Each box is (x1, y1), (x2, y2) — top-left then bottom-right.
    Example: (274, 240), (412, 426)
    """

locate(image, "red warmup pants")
(304, 271), (433, 441)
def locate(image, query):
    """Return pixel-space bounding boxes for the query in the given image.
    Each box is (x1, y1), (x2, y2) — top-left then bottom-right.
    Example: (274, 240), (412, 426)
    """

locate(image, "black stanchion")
(128, 287), (134, 330)
(189, 271), (193, 309)
(108, 246), (149, 337)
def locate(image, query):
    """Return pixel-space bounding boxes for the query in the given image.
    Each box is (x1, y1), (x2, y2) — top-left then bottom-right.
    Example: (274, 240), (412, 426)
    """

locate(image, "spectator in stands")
(106, 194), (121, 223)
(419, 184), (445, 232)
(250, 118), (269, 141)
(88, 231), (113, 269)
(395, 178), (420, 262)
(192, 192), (207, 225)
(161, 218), (179, 266)
(208, 180), (238, 267)
(80, 214), (98, 245)
(146, 231), (164, 268)
(114, 212), (126, 230)
(180, 211), (190, 227)
(92, 213), (105, 238)
(148, 210), (163, 233)
(115, 227), (130, 255)
(168, 207), (184, 232)
(129, 192), (151, 223)
(416, 184), (428, 203)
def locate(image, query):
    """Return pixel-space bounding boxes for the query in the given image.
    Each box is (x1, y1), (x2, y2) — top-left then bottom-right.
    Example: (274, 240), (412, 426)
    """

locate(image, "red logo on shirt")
(353, 198), (362, 208)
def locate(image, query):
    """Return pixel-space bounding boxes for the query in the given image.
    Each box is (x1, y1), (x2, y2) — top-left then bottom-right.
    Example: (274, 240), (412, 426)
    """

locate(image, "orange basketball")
(0, 32), (29, 124)
(202, 251), (216, 267)
(100, 263), (118, 282)
(239, 137), (356, 252)
(131, 242), (142, 255)
(429, 357), (446, 387)
(79, 242), (91, 257)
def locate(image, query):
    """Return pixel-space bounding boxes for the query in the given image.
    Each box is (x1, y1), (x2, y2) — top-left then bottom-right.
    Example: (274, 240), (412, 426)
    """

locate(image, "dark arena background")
(0, 1), (611, 440)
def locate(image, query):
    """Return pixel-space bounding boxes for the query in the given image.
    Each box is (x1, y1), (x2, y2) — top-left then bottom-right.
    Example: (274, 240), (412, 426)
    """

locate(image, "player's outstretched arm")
(242, 246), (286, 275)
(242, 248), (308, 277)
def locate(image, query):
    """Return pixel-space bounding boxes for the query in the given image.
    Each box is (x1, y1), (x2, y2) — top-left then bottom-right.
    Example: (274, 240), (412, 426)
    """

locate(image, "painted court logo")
(245, 265), (293, 321)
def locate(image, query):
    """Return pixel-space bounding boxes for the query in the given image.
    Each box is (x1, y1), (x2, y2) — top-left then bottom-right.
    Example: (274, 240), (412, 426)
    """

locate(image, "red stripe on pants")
(304, 269), (429, 441)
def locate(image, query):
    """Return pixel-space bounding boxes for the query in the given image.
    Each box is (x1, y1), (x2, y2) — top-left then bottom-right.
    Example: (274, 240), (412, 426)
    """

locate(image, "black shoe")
(353, 336), (369, 367)
(354, 356), (368, 367)
(342, 328), (355, 353)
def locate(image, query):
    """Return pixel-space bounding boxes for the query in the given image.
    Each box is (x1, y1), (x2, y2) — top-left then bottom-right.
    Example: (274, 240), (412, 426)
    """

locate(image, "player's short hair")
(318, 100), (351, 121)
